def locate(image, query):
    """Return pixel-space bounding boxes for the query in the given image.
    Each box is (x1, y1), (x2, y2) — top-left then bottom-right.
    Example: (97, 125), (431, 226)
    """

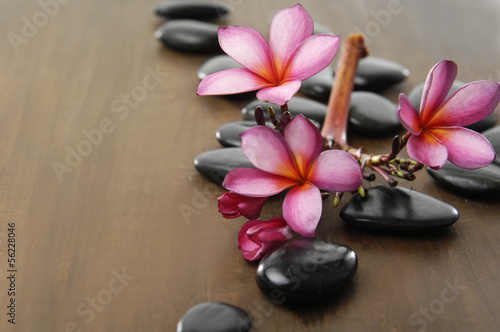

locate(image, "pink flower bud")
(217, 191), (267, 220)
(238, 217), (292, 261)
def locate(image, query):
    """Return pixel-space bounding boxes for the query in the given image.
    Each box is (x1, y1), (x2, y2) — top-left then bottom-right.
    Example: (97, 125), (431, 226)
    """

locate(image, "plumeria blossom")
(217, 191), (267, 220)
(397, 60), (500, 170)
(223, 115), (363, 237)
(197, 4), (340, 105)
(238, 217), (292, 261)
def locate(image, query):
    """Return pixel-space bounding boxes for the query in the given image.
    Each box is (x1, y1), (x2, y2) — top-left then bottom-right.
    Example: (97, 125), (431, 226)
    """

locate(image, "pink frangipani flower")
(223, 115), (363, 237)
(217, 191), (267, 220)
(197, 4), (340, 105)
(238, 217), (292, 261)
(397, 60), (500, 170)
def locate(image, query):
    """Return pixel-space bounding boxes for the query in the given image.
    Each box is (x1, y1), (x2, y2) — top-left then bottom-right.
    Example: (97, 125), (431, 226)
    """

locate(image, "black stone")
(216, 121), (273, 147)
(176, 302), (252, 332)
(300, 66), (334, 101)
(155, 20), (220, 53)
(348, 91), (401, 136)
(340, 186), (459, 231)
(197, 55), (242, 80)
(193, 148), (253, 186)
(354, 56), (410, 91)
(427, 162), (500, 197)
(407, 81), (498, 132)
(256, 239), (357, 304)
(300, 57), (409, 100)
(154, 1), (232, 21)
(242, 97), (327, 124)
(484, 126), (500, 167)
(216, 120), (320, 147)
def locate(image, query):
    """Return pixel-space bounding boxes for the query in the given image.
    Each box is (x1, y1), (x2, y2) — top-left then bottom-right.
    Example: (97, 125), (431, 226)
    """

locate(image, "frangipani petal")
(197, 68), (271, 96)
(238, 220), (262, 252)
(283, 182), (322, 237)
(420, 60), (457, 122)
(218, 26), (275, 82)
(406, 132), (448, 169)
(285, 34), (340, 81)
(269, 4), (314, 76)
(241, 125), (300, 179)
(284, 115), (323, 178)
(308, 150), (363, 192)
(429, 81), (500, 127)
(397, 93), (422, 135)
(429, 127), (495, 169)
(223, 168), (298, 197)
(256, 79), (302, 105)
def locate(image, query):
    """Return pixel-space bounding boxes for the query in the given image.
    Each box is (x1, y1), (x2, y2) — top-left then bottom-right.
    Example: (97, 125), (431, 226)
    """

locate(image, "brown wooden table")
(1, 1), (499, 331)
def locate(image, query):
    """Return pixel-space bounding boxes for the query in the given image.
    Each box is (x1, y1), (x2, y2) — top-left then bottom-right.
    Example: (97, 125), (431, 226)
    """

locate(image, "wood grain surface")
(0, 0), (499, 331)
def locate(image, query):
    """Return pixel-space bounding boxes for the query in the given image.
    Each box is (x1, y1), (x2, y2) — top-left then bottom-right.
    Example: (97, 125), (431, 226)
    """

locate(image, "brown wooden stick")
(321, 33), (368, 147)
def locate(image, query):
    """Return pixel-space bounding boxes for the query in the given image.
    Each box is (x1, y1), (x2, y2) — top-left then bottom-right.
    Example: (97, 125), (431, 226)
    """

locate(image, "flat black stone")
(348, 91), (401, 136)
(340, 186), (459, 231)
(242, 97), (327, 124)
(256, 239), (357, 304)
(300, 66), (334, 101)
(193, 147), (253, 186)
(407, 81), (498, 132)
(427, 162), (500, 197)
(216, 121), (273, 147)
(216, 120), (321, 147)
(300, 57), (409, 100)
(155, 20), (220, 53)
(197, 55), (242, 80)
(483, 126), (500, 167)
(154, 1), (232, 20)
(176, 302), (252, 332)
(354, 56), (410, 91)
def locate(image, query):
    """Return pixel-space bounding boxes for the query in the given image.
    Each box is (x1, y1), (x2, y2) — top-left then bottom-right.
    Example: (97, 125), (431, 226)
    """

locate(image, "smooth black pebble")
(177, 302), (252, 332)
(216, 121), (273, 147)
(427, 162), (500, 197)
(198, 55), (242, 80)
(349, 91), (401, 136)
(407, 81), (498, 132)
(154, 1), (232, 20)
(300, 56), (409, 100)
(300, 66), (334, 101)
(340, 186), (459, 231)
(256, 239), (357, 304)
(484, 126), (500, 167)
(155, 20), (220, 53)
(354, 56), (410, 91)
(242, 97), (327, 124)
(193, 147), (253, 186)
(216, 120), (321, 147)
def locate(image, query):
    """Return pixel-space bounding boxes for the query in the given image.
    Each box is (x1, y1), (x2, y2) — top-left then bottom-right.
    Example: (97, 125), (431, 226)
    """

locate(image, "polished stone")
(216, 121), (273, 147)
(483, 126), (500, 167)
(197, 55), (242, 80)
(427, 162), (500, 197)
(256, 239), (358, 303)
(340, 186), (459, 231)
(313, 21), (334, 35)
(216, 120), (320, 147)
(407, 81), (498, 132)
(176, 302), (252, 332)
(300, 66), (335, 101)
(300, 56), (409, 100)
(242, 97), (327, 124)
(155, 20), (220, 53)
(354, 56), (410, 91)
(154, 1), (232, 20)
(193, 148), (253, 186)
(348, 91), (401, 136)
